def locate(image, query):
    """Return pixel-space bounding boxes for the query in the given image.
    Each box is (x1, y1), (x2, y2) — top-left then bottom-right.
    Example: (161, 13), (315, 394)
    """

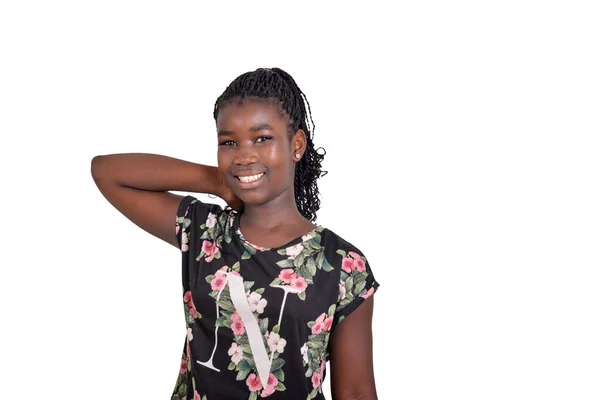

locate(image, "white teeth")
(238, 173), (264, 183)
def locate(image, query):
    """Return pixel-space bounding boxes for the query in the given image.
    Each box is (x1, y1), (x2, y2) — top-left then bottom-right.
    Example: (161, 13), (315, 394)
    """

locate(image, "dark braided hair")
(213, 67), (327, 222)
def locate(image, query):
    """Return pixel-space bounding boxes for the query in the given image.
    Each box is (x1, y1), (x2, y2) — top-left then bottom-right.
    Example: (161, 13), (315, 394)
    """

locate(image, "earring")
(295, 154), (301, 159)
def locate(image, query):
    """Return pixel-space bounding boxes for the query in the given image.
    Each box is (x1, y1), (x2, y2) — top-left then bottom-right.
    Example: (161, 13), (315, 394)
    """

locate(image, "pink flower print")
(183, 291), (192, 304)
(286, 243), (303, 259)
(311, 313), (326, 335)
(189, 305), (198, 319)
(323, 316), (333, 331)
(206, 213), (217, 229)
(180, 358), (188, 374)
(247, 241), (266, 251)
(228, 342), (244, 365)
(201, 240), (219, 262)
(266, 331), (287, 353)
(210, 275), (226, 291)
(231, 311), (241, 322)
(302, 231), (315, 241)
(267, 373), (278, 387)
(181, 231), (189, 252)
(279, 269), (297, 284)
(362, 287), (375, 299)
(248, 292), (267, 314)
(341, 257), (355, 273)
(348, 251), (361, 260)
(291, 276), (308, 292)
(355, 258), (366, 272)
(246, 373), (263, 392)
(300, 342), (309, 364)
(232, 319), (245, 335)
(260, 386), (276, 397)
(186, 327), (193, 341)
(194, 390), (201, 400)
(186, 339), (191, 359)
(259, 373), (279, 397)
(338, 281), (346, 301)
(320, 360), (326, 374)
(176, 225), (180, 235)
(311, 371), (322, 389)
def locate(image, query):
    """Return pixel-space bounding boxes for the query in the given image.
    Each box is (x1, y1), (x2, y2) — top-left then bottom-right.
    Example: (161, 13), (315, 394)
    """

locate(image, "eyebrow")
(217, 123), (274, 137)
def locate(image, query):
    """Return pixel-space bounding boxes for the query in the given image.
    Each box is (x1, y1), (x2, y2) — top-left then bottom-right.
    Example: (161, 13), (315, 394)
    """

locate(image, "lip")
(234, 172), (265, 189)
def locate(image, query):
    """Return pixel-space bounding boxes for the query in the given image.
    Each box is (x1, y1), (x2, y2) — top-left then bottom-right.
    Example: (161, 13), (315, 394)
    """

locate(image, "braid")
(213, 68), (327, 222)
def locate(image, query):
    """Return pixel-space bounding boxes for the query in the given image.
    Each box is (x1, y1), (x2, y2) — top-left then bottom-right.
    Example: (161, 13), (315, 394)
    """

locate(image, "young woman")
(91, 68), (379, 400)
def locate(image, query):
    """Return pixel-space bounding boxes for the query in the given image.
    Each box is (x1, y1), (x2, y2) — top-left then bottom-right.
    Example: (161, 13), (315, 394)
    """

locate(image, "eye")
(219, 140), (235, 146)
(256, 136), (273, 143)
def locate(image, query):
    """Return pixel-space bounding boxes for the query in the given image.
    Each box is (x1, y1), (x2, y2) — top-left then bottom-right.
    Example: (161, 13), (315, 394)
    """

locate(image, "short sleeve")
(333, 248), (380, 329)
(175, 195), (222, 252)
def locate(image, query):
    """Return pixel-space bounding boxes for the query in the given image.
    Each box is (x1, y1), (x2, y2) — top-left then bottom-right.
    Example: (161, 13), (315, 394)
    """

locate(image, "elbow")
(91, 155), (107, 180)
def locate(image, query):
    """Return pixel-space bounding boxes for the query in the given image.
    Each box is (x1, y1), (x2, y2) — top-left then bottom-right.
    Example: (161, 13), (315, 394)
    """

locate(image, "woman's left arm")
(329, 295), (378, 400)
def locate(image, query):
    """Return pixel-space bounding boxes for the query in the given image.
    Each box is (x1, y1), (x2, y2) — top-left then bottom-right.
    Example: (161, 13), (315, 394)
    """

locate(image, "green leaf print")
(273, 324), (280, 334)
(294, 251), (306, 267)
(232, 261), (240, 272)
(270, 357), (285, 371)
(245, 355), (256, 370)
(354, 280), (366, 294)
(306, 257), (317, 276)
(258, 318), (269, 335)
(241, 344), (252, 355)
(321, 256), (334, 272)
(228, 362), (236, 370)
(217, 299), (236, 312)
(205, 274), (214, 283)
(270, 277), (283, 286)
(309, 387), (318, 399)
(345, 276), (354, 291)
(255, 287), (265, 295)
(336, 249), (347, 257)
(307, 339), (325, 350)
(275, 382), (286, 391)
(236, 360), (252, 380)
(298, 291), (306, 301)
(243, 281), (255, 292)
(242, 251), (251, 260)
(328, 304), (336, 316)
(178, 383), (186, 397)
(272, 368), (285, 381)
(215, 316), (227, 327)
(249, 392), (258, 400)
(276, 259), (294, 268)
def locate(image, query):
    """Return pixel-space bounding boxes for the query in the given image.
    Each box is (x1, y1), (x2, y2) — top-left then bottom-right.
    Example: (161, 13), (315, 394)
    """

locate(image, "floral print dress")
(172, 195), (379, 400)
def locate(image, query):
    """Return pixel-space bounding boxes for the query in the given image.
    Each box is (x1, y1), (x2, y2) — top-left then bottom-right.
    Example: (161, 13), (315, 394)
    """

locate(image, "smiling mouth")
(235, 172), (265, 183)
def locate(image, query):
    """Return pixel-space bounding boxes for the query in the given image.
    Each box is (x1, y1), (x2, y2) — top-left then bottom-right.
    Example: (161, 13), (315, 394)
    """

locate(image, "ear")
(292, 129), (307, 162)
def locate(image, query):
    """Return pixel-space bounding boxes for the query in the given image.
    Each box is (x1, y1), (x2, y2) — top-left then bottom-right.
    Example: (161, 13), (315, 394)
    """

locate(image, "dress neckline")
(231, 210), (323, 252)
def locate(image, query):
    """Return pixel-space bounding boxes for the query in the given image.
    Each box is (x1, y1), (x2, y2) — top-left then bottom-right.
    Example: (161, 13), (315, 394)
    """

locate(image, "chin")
(236, 192), (270, 206)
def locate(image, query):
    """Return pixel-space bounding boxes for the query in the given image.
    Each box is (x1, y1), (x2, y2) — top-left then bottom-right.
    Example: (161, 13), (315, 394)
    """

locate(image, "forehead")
(216, 99), (289, 130)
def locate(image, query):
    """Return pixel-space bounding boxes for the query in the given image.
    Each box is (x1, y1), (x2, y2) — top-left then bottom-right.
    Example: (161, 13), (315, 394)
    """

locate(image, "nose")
(233, 144), (259, 166)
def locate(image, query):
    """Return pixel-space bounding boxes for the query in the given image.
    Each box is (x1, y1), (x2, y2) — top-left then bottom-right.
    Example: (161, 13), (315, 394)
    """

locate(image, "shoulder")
(320, 227), (370, 261)
(176, 195), (230, 223)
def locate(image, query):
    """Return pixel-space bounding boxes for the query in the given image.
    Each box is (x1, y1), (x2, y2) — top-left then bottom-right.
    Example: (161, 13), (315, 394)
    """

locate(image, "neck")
(241, 191), (307, 229)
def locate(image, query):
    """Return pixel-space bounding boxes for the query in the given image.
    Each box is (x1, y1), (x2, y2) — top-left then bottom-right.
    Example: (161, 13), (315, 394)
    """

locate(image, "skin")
(216, 99), (378, 399)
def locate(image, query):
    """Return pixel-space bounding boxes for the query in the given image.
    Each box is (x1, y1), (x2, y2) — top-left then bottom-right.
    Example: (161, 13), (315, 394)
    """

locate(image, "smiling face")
(216, 98), (306, 207)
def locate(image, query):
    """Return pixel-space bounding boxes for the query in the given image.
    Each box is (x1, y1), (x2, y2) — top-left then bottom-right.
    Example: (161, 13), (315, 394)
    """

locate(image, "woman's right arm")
(90, 153), (236, 249)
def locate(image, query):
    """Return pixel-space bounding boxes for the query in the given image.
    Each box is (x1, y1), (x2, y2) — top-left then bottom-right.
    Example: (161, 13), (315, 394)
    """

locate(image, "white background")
(1, 1), (599, 399)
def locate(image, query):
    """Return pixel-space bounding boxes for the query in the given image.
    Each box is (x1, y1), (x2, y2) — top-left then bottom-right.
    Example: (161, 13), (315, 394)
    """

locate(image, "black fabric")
(171, 195), (379, 400)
